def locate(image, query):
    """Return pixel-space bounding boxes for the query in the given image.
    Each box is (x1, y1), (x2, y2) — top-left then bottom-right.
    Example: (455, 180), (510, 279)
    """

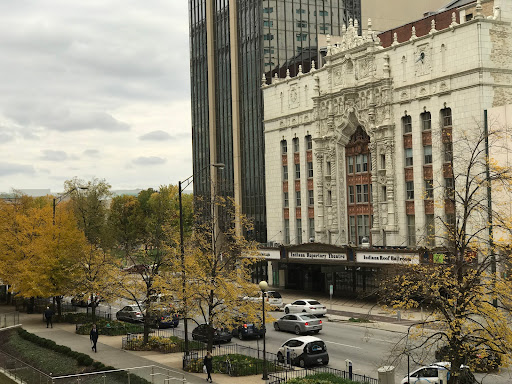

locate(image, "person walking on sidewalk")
(90, 324), (99, 352)
(204, 351), (213, 383)
(44, 306), (53, 328)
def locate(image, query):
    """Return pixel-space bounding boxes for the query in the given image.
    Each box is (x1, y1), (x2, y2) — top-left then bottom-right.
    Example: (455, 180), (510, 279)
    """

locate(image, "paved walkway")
(0, 291), (423, 383)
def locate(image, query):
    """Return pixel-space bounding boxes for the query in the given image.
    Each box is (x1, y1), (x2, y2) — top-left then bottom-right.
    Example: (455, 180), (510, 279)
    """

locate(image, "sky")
(0, 1), (192, 193)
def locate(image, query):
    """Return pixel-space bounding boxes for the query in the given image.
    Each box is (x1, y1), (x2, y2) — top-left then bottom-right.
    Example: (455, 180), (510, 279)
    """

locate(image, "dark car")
(116, 305), (144, 323)
(435, 345), (501, 372)
(192, 324), (232, 343)
(150, 310), (179, 329)
(231, 322), (264, 340)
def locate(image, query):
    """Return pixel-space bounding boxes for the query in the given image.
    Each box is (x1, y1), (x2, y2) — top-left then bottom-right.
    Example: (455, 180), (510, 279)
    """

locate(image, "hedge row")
(16, 329), (151, 384)
(17, 329), (93, 366)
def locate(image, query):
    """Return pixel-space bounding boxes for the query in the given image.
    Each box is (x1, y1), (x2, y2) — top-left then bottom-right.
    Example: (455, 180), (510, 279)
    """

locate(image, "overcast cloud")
(0, 0), (192, 193)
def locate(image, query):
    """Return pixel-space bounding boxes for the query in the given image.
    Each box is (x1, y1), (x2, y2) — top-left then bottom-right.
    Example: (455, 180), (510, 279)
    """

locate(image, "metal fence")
(268, 365), (379, 384)
(0, 350), (185, 384)
(0, 349), (53, 384)
(0, 311), (20, 328)
(182, 343), (284, 377)
(49, 365), (186, 384)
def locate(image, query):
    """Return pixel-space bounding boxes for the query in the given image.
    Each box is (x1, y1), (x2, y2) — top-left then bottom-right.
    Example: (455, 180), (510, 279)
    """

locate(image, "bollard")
(377, 366), (395, 384)
(345, 359), (352, 380)
(397, 310), (401, 321)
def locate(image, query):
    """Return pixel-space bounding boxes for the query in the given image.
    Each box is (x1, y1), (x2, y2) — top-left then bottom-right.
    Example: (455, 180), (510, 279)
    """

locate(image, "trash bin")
(377, 366), (395, 384)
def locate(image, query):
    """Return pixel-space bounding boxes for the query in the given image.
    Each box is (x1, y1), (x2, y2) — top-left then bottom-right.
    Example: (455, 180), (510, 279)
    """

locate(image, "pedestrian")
(44, 306), (53, 328)
(90, 323), (99, 353)
(203, 351), (213, 383)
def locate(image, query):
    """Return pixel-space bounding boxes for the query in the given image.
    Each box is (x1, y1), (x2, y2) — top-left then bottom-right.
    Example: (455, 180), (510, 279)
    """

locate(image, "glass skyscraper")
(189, 0), (361, 243)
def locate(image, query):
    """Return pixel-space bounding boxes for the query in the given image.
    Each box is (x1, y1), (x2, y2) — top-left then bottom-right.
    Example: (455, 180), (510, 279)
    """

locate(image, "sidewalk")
(0, 293), (423, 383)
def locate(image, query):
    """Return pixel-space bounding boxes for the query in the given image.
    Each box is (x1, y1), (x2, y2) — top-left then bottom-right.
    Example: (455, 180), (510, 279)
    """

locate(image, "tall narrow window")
(283, 165), (288, 180)
(363, 184), (369, 202)
(406, 181), (415, 200)
(426, 214), (435, 247)
(402, 115), (412, 134)
(284, 219), (290, 244)
(308, 190), (314, 206)
(281, 140), (287, 154)
(309, 218), (315, 241)
(295, 191), (301, 206)
(284, 192), (289, 207)
(326, 161), (332, 176)
(296, 219), (302, 244)
(349, 216), (356, 244)
(306, 135), (312, 150)
(444, 142), (453, 162)
(356, 185), (363, 203)
(405, 148), (413, 166)
(441, 107), (452, 127)
(380, 154), (386, 169)
(348, 157), (354, 174)
(295, 164), (300, 179)
(424, 145), (432, 164)
(445, 178), (455, 198)
(307, 162), (313, 178)
(356, 154), (363, 173)
(348, 186), (355, 204)
(362, 154), (368, 172)
(425, 179), (434, 199)
(357, 215), (370, 245)
(326, 190), (332, 205)
(421, 111), (432, 131)
(407, 215), (416, 246)
(293, 137), (299, 152)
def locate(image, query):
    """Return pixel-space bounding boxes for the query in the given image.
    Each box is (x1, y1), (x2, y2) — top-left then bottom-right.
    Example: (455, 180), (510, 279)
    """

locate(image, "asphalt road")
(84, 300), (512, 384)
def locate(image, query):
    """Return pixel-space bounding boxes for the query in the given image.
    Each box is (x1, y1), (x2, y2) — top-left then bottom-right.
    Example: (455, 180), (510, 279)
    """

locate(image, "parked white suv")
(400, 362), (475, 384)
(243, 290), (283, 309)
(277, 336), (329, 368)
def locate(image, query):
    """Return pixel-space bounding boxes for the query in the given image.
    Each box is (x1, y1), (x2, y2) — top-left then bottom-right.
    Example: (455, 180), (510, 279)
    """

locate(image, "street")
(89, 300), (512, 384)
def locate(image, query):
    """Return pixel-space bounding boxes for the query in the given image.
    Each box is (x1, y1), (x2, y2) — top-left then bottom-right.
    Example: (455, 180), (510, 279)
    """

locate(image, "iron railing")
(0, 350), (185, 384)
(268, 365), (379, 384)
(0, 311), (20, 328)
(0, 349), (53, 383)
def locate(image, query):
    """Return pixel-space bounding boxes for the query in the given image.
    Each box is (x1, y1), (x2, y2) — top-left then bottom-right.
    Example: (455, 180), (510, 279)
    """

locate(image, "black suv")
(231, 322), (264, 340)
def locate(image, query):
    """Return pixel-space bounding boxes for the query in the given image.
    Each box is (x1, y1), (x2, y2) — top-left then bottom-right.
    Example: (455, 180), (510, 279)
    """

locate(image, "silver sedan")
(273, 313), (323, 335)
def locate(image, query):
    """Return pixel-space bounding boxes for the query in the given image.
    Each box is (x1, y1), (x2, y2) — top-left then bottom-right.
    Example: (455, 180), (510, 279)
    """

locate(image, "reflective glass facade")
(189, 0), (361, 243)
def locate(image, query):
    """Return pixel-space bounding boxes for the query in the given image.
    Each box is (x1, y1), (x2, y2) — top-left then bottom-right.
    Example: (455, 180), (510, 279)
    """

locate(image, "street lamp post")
(259, 280), (269, 381)
(179, 163), (224, 357)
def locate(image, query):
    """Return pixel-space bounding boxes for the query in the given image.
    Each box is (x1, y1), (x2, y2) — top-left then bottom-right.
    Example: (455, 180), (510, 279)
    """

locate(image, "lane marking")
(371, 338), (397, 344)
(324, 340), (362, 349)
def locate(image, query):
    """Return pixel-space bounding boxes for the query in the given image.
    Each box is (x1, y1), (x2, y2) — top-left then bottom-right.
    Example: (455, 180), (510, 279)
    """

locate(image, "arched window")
(441, 107), (452, 127)
(402, 115), (412, 134)
(421, 111), (431, 131)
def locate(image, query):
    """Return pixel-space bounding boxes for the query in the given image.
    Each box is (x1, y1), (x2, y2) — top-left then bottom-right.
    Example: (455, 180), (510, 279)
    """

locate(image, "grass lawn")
(0, 372), (16, 384)
(3, 332), (83, 376)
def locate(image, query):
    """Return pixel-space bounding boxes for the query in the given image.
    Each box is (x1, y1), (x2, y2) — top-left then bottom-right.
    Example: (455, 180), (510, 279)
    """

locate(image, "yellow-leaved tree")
(379, 123), (512, 384)
(0, 194), (86, 316)
(179, 195), (268, 351)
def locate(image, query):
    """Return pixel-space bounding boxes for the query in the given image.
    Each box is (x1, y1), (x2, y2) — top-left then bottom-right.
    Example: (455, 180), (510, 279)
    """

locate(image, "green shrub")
(287, 373), (370, 384)
(76, 355), (93, 366)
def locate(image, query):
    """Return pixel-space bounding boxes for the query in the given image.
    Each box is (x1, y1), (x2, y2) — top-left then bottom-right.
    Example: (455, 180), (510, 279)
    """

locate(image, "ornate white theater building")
(259, 0), (512, 296)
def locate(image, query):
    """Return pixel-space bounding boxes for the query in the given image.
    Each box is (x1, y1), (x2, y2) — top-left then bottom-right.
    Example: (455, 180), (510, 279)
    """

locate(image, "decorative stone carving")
(289, 86), (299, 109)
(415, 43), (432, 76)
